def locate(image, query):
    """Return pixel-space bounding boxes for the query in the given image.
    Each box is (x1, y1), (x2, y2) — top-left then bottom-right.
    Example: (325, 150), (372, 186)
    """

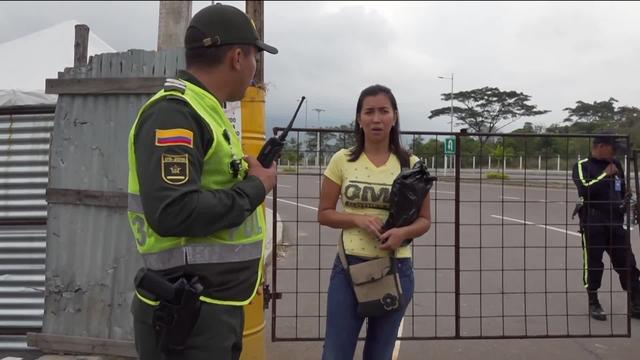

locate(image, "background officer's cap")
(185, 4), (278, 54)
(593, 129), (627, 152)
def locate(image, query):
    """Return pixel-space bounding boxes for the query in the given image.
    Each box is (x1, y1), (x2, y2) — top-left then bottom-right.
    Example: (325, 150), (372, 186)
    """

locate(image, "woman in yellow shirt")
(318, 84), (432, 359)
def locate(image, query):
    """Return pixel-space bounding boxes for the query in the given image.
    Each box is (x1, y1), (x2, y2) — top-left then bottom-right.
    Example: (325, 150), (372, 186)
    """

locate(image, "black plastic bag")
(382, 161), (437, 237)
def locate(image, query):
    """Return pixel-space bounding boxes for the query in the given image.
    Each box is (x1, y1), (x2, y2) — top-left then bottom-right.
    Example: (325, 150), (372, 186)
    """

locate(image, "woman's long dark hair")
(347, 84), (410, 165)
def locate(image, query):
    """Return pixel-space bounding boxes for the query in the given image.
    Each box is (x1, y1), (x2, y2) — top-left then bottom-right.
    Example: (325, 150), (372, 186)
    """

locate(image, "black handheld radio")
(257, 96), (306, 168)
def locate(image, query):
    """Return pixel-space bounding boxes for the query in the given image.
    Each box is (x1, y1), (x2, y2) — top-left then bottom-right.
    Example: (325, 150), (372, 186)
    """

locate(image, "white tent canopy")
(0, 20), (115, 106)
(0, 89), (57, 107)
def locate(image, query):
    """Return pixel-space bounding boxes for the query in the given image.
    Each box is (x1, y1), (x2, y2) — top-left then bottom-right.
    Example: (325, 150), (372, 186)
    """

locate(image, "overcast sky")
(2, 1), (639, 132)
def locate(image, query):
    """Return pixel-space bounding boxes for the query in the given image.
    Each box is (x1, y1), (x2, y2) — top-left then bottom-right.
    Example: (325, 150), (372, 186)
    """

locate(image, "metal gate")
(269, 128), (634, 340)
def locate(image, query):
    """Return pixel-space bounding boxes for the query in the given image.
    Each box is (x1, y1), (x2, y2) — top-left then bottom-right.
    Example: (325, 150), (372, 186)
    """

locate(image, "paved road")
(265, 173), (640, 359)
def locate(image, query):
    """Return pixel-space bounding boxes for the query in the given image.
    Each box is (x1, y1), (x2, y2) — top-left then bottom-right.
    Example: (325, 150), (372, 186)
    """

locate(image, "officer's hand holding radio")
(246, 155), (277, 194)
(605, 163), (618, 176)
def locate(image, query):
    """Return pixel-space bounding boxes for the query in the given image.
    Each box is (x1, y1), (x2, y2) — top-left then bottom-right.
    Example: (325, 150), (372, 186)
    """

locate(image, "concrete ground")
(263, 173), (640, 360)
(4, 170), (639, 360)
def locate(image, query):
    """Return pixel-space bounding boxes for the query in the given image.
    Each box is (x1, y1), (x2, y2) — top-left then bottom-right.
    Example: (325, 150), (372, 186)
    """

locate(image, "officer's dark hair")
(348, 84), (410, 165)
(185, 27), (253, 69)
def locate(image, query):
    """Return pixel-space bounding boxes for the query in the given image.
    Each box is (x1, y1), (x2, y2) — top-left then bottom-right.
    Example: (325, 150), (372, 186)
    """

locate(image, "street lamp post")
(438, 74), (454, 174)
(312, 108), (325, 167)
(437, 73), (454, 132)
(312, 108), (325, 124)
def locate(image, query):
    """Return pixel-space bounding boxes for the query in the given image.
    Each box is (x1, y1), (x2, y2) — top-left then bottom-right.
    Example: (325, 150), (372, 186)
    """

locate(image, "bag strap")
(400, 154), (410, 170)
(338, 231), (397, 268)
(338, 232), (349, 269)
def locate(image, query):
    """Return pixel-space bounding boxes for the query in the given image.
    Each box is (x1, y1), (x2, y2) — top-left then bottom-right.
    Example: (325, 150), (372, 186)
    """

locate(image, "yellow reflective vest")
(127, 78), (265, 306)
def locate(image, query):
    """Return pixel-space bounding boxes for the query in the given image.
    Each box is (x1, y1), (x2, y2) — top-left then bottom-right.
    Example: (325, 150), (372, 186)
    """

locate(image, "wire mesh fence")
(269, 128), (635, 341)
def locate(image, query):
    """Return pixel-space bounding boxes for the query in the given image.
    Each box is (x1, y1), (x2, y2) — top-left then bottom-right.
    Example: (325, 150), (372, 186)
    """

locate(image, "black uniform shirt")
(572, 156), (625, 217)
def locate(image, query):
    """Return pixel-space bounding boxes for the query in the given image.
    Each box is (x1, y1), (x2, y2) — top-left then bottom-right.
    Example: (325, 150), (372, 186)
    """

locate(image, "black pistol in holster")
(134, 268), (203, 353)
(621, 192), (636, 220)
(572, 197), (584, 220)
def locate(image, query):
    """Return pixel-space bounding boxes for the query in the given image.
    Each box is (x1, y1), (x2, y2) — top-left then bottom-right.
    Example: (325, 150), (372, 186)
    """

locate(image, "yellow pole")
(240, 86), (267, 360)
(243, 2), (267, 357)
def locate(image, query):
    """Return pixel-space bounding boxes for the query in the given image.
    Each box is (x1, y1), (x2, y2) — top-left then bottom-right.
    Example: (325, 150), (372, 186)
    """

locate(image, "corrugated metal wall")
(43, 49), (184, 340)
(0, 108), (54, 350)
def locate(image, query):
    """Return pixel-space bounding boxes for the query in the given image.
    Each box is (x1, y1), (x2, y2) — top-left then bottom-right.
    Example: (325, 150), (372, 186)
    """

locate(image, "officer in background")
(572, 133), (640, 321)
(127, 4), (277, 359)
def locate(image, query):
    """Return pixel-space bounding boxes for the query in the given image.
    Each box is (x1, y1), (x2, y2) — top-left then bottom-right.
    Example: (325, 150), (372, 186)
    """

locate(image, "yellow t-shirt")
(324, 148), (419, 258)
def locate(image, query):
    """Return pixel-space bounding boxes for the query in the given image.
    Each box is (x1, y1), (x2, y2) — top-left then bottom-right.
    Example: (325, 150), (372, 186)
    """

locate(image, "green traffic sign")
(445, 137), (456, 154)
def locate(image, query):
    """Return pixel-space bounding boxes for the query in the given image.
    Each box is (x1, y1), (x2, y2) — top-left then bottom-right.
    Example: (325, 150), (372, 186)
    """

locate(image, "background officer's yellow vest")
(127, 79), (265, 306)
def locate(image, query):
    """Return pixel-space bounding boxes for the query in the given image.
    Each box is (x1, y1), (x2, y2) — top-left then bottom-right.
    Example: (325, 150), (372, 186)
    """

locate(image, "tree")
(563, 97), (618, 124)
(408, 135), (426, 156)
(491, 144), (515, 169)
(334, 122), (356, 151)
(617, 106), (640, 128)
(563, 98), (640, 129)
(560, 98), (640, 147)
(428, 87), (550, 145)
(305, 128), (337, 166)
(282, 137), (302, 165)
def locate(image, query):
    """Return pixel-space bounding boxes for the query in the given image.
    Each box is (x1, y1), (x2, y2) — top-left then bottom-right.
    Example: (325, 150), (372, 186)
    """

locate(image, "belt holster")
(134, 269), (203, 353)
(153, 277), (203, 353)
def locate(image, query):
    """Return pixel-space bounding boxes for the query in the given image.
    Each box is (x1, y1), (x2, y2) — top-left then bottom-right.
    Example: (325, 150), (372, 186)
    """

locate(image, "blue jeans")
(322, 254), (414, 360)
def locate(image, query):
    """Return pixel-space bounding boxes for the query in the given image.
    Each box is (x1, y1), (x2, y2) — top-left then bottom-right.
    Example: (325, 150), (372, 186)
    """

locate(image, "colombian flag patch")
(155, 128), (193, 148)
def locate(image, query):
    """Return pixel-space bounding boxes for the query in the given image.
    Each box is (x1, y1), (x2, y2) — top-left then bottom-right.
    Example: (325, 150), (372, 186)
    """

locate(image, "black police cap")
(185, 4), (278, 54)
(593, 130), (626, 151)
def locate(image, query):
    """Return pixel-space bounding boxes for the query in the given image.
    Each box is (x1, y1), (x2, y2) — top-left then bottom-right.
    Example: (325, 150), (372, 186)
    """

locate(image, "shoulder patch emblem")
(155, 128), (193, 148)
(161, 153), (189, 185)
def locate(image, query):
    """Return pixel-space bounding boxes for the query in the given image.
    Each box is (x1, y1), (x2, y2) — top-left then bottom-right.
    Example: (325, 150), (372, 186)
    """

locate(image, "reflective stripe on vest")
(142, 242), (263, 270)
(577, 159), (607, 187)
(127, 194), (263, 269)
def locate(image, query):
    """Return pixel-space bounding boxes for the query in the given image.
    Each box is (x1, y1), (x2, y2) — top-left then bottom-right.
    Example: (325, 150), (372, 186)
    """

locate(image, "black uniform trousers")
(580, 216), (640, 293)
(131, 294), (244, 360)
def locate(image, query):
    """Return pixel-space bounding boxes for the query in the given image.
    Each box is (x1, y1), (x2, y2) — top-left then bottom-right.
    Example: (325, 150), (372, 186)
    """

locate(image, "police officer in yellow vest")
(127, 4), (277, 360)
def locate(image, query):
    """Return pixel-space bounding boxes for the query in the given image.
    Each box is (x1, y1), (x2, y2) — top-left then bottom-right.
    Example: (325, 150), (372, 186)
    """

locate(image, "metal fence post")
(454, 133), (461, 337)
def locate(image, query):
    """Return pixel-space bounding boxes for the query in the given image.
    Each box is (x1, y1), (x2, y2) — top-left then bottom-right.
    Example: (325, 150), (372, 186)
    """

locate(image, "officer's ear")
(229, 47), (244, 71)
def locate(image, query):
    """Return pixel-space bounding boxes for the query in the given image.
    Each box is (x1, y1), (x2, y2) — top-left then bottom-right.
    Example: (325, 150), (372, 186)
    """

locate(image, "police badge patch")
(161, 153), (189, 185)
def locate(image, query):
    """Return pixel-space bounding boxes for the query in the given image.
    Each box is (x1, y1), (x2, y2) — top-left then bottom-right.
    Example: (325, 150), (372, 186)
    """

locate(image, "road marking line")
(277, 184), (292, 188)
(491, 215), (580, 237)
(436, 190), (455, 194)
(437, 182), (576, 192)
(501, 196), (520, 200)
(266, 196), (318, 211)
(393, 317), (404, 360)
